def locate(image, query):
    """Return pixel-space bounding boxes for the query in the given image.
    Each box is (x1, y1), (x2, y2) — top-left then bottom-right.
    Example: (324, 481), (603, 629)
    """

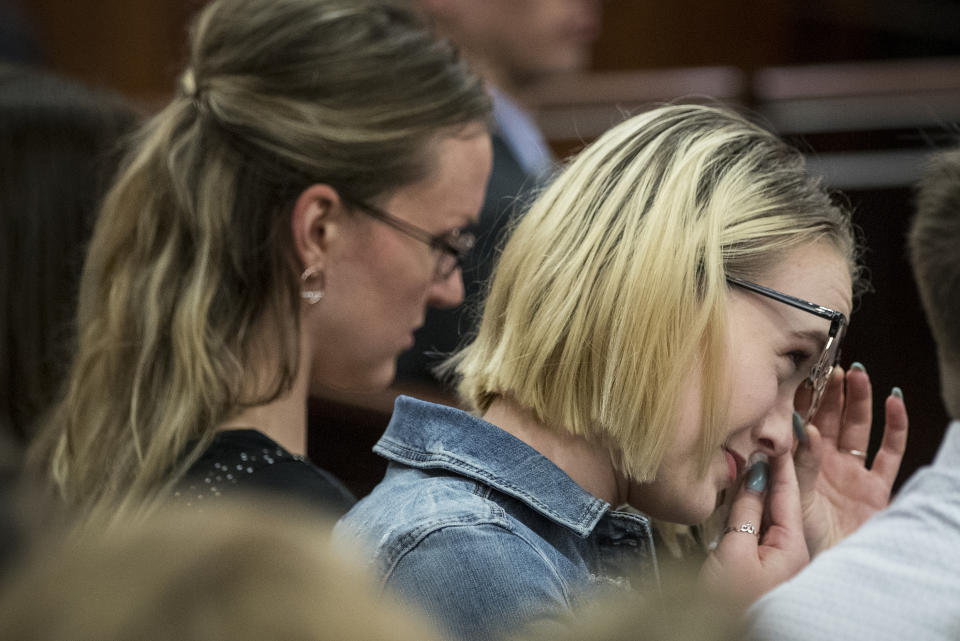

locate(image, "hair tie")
(179, 68), (209, 116)
(179, 68), (198, 98)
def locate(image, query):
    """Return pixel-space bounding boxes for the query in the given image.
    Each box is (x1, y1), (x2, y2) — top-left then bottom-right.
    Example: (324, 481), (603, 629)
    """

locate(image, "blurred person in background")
(396, 0), (602, 395)
(0, 65), (136, 481)
(27, 0), (491, 523)
(0, 1), (40, 64)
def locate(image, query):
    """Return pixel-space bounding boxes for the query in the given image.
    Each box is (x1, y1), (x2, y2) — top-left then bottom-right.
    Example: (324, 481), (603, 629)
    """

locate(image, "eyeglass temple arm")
(725, 276), (845, 325)
(349, 200), (437, 246)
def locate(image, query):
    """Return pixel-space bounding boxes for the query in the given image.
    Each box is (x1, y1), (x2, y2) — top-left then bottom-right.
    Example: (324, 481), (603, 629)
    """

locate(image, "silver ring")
(839, 448), (867, 459)
(723, 521), (759, 538)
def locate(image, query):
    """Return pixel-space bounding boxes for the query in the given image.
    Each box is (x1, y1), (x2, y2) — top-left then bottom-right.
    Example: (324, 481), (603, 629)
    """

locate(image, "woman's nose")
(425, 268), (464, 309)
(753, 398), (796, 457)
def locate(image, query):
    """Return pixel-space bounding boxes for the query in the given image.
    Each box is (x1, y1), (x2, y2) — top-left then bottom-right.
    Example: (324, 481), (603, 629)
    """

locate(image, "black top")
(177, 429), (356, 517)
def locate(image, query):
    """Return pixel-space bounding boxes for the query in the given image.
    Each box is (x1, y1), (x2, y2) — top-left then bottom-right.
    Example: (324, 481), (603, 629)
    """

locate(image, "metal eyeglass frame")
(726, 276), (848, 426)
(347, 200), (475, 281)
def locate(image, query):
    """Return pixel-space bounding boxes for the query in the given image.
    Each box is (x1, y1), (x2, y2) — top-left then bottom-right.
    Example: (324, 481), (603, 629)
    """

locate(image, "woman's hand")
(793, 364), (909, 557)
(699, 452), (809, 610)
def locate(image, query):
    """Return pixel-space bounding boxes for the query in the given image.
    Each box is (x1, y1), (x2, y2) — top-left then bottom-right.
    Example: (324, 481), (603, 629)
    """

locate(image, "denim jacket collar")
(375, 396), (628, 538)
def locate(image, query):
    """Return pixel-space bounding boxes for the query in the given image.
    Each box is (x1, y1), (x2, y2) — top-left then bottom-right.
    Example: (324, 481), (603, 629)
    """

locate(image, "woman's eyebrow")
(790, 327), (829, 346)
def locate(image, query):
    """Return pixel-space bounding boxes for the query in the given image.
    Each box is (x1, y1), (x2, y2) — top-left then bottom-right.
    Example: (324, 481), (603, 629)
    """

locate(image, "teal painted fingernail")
(793, 411), (808, 444)
(891, 387), (903, 400)
(745, 458), (769, 493)
(850, 362), (866, 373)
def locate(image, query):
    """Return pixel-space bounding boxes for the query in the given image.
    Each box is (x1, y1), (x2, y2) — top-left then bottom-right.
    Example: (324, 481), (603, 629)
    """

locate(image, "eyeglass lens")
(803, 325), (845, 425)
(433, 230), (474, 280)
(435, 252), (458, 280)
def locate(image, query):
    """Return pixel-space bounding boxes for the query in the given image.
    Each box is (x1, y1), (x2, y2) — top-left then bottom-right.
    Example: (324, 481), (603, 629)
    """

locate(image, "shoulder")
(246, 457), (356, 516)
(337, 467), (570, 586)
(180, 430), (355, 517)
(386, 520), (574, 641)
(337, 467), (573, 640)
(339, 468), (524, 567)
(747, 478), (960, 641)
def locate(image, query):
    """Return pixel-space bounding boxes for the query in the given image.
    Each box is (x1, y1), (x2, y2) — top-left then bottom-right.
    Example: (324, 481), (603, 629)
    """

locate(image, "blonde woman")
(337, 105), (909, 640)
(28, 0), (492, 521)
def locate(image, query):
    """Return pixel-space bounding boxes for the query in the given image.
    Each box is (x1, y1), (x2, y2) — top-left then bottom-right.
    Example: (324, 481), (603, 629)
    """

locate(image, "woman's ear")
(290, 184), (345, 272)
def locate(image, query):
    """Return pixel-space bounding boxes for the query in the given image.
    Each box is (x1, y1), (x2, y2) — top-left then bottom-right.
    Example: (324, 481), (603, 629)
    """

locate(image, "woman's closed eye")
(786, 349), (814, 374)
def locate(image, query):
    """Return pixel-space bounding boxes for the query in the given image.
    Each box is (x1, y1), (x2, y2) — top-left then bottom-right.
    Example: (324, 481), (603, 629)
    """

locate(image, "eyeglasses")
(349, 200), (475, 281)
(726, 276), (848, 427)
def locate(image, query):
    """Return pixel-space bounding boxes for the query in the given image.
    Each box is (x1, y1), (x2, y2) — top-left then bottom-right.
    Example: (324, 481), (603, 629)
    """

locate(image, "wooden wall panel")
(21, 0), (199, 100)
(591, 1), (795, 71)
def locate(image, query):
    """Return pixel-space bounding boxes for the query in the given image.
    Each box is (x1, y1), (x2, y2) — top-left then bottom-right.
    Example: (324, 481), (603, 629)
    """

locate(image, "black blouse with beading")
(177, 429), (356, 517)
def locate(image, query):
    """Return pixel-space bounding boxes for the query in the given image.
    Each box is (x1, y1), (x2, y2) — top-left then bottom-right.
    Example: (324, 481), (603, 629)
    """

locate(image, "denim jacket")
(335, 396), (660, 641)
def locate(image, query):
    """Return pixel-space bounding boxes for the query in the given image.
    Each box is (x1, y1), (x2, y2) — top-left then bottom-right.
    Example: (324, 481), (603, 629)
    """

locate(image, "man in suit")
(396, 0), (602, 394)
(747, 147), (960, 640)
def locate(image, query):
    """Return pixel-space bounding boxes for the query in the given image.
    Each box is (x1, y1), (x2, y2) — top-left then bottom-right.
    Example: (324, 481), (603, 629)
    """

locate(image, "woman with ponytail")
(29, 0), (492, 522)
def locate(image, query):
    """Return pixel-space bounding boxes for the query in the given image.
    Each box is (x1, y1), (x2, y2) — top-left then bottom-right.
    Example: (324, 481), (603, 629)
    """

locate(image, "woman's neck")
(216, 356), (310, 457)
(481, 396), (626, 505)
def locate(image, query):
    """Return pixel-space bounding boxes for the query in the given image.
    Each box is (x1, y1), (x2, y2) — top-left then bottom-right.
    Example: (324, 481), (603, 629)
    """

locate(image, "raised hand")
(793, 364), (909, 557)
(699, 452), (809, 610)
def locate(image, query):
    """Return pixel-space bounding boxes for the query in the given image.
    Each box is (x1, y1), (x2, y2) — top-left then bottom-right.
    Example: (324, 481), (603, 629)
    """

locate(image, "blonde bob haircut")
(453, 104), (857, 483)
(30, 0), (489, 519)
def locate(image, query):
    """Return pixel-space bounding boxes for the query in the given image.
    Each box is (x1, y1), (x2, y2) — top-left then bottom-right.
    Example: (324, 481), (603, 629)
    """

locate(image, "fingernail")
(793, 411), (808, 444)
(891, 386), (903, 400)
(850, 361), (866, 373)
(745, 454), (769, 493)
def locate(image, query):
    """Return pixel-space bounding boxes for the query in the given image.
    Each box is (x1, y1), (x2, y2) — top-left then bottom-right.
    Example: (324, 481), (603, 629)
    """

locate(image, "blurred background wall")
(9, 0), (960, 97)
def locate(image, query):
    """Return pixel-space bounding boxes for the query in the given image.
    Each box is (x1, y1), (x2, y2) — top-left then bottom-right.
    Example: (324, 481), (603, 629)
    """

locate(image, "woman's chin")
(311, 363), (396, 396)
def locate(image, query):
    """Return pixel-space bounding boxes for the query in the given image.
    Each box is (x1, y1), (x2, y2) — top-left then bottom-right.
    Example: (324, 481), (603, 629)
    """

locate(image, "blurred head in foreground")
(0, 499), (443, 641)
